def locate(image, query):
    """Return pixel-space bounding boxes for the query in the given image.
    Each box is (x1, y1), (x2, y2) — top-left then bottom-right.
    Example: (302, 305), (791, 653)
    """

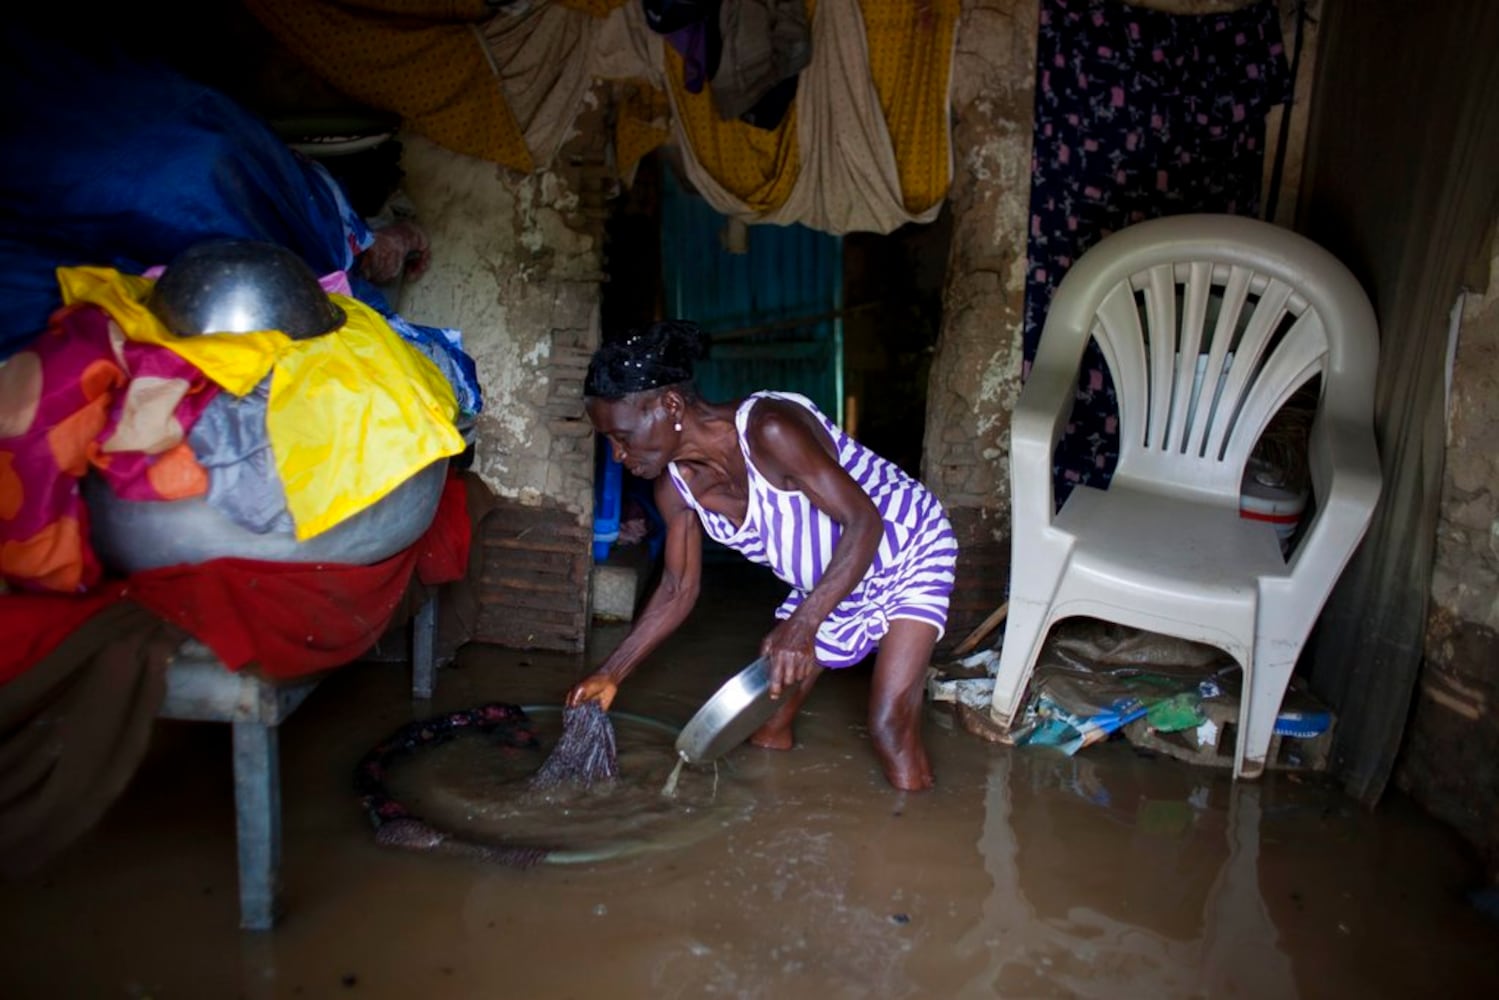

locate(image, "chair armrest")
(1009, 357), (1079, 527)
(1282, 417), (1382, 582)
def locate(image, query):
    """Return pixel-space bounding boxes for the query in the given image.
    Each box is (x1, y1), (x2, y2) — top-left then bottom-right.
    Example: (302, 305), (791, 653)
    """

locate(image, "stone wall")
(922, 0), (1039, 637)
(1400, 231), (1499, 875)
(394, 111), (615, 651)
(397, 135), (604, 517)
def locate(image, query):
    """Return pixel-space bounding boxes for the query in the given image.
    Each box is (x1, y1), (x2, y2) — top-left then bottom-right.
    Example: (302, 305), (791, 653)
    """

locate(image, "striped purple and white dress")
(667, 391), (958, 668)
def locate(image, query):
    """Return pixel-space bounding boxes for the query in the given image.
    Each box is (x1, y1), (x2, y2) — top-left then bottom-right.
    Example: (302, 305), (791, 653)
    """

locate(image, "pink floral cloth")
(0, 304), (219, 592)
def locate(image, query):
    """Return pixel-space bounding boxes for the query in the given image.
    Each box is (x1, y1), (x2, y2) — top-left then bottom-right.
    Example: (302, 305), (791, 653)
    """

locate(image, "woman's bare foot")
(749, 721), (796, 750)
(877, 742), (935, 791)
(748, 669), (820, 750)
(871, 721), (934, 790)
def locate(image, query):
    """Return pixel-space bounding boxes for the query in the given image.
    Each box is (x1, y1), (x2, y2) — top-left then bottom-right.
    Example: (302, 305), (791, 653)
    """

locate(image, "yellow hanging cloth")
(862, 0), (959, 216)
(244, 0), (534, 173)
(663, 5), (804, 215)
(57, 267), (464, 542)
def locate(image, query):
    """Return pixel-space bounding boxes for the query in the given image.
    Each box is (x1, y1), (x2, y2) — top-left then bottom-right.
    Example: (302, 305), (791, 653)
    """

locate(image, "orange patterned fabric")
(244, 0), (534, 172)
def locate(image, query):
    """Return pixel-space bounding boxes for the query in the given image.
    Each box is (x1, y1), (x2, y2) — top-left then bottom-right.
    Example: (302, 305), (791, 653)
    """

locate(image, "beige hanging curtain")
(250, 0), (957, 236)
(1298, 0), (1499, 803)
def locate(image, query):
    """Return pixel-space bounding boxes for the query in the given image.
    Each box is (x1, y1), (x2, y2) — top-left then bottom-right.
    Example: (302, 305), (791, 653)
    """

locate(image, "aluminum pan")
(674, 656), (780, 764)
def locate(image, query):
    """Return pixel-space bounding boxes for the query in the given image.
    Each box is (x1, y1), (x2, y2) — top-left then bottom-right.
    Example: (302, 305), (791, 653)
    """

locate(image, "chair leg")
(1234, 651), (1296, 780)
(411, 593), (437, 701)
(232, 721), (282, 931)
(989, 597), (1054, 729)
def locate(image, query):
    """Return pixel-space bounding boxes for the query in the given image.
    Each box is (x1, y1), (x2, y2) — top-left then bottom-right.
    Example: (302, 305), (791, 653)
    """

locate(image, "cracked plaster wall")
(394, 134), (602, 522)
(1430, 242), (1499, 632)
(920, 0), (1038, 629)
(925, 0), (1036, 522)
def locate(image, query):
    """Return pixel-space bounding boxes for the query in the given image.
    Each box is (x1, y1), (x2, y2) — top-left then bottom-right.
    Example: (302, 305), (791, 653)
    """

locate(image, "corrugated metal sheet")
(660, 168), (844, 418)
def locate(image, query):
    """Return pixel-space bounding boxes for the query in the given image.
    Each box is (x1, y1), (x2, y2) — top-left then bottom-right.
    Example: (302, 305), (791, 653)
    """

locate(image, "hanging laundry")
(1023, 0), (1292, 499)
(244, 0), (535, 172)
(670, 17), (720, 95)
(57, 268), (465, 542)
(648, 0), (959, 233)
(641, 0), (722, 93)
(642, 0), (716, 34)
(482, 1), (623, 174)
(710, 0), (811, 124)
(738, 75), (799, 131)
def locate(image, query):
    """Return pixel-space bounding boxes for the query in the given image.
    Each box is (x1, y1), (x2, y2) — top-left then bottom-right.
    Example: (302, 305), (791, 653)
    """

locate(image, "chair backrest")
(1036, 214), (1379, 505)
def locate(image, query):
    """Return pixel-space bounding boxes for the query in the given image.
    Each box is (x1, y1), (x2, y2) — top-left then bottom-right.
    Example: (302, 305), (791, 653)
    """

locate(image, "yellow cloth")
(244, 0), (534, 173)
(557, 0), (629, 15)
(614, 80), (673, 180)
(862, 0), (959, 216)
(57, 268), (464, 542)
(663, 8), (804, 214)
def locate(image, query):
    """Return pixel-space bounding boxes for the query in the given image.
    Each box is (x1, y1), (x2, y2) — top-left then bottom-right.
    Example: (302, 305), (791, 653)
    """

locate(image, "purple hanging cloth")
(1024, 0), (1292, 499)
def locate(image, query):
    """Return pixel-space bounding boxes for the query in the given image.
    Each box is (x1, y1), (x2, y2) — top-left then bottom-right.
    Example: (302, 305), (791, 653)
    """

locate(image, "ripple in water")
(381, 707), (755, 862)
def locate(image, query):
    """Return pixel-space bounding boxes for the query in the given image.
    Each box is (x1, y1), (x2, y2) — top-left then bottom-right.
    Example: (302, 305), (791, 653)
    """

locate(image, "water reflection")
(239, 931), (278, 999)
(966, 750), (1296, 997)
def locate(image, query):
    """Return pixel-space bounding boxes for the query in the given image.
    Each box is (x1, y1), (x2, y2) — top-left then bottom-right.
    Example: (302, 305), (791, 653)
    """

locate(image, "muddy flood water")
(3, 560), (1496, 998)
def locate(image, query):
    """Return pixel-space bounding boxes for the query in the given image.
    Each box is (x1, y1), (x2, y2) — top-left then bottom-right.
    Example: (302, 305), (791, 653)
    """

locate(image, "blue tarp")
(0, 24), (356, 355)
(0, 21), (482, 416)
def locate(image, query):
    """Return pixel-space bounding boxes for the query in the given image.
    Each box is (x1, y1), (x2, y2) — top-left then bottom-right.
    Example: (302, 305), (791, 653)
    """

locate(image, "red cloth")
(0, 473), (471, 684)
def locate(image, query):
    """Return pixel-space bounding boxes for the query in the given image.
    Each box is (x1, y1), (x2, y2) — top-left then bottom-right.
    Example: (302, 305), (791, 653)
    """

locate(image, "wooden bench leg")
(412, 594), (437, 700)
(232, 721), (281, 931)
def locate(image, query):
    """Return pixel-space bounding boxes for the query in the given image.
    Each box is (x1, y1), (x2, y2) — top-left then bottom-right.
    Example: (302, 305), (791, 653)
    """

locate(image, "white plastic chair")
(991, 214), (1381, 778)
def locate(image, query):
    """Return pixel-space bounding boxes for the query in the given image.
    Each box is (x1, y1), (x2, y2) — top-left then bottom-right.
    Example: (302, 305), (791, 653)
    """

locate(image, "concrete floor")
(2, 559), (1496, 998)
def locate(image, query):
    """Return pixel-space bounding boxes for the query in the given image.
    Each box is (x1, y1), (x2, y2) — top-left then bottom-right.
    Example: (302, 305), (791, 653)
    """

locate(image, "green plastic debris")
(1145, 692), (1206, 733)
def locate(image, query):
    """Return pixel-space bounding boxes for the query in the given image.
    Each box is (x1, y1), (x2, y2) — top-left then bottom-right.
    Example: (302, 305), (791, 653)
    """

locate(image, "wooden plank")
(480, 573), (578, 594)
(484, 537), (588, 555)
(951, 602), (1009, 657)
(478, 591), (590, 617)
(473, 623), (584, 652)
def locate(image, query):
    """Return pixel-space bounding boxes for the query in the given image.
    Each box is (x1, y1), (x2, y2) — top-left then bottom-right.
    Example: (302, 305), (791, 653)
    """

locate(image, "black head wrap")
(584, 320), (709, 400)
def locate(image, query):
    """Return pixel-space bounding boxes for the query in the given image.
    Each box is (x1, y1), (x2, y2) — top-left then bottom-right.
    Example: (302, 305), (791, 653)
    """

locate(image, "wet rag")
(529, 702), (621, 790)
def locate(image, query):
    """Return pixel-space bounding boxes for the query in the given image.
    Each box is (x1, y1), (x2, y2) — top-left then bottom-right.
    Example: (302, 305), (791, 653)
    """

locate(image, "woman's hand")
(566, 672), (619, 711)
(360, 220), (431, 284)
(760, 616), (820, 698)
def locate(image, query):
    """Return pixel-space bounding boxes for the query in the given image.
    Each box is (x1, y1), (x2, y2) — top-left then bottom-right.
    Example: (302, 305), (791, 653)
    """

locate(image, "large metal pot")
(83, 458), (448, 573)
(674, 657), (780, 764)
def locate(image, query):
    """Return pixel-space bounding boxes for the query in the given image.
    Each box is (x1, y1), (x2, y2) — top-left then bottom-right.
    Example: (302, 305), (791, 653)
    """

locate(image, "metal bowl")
(82, 459), (448, 572)
(675, 657), (780, 764)
(148, 239), (345, 339)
